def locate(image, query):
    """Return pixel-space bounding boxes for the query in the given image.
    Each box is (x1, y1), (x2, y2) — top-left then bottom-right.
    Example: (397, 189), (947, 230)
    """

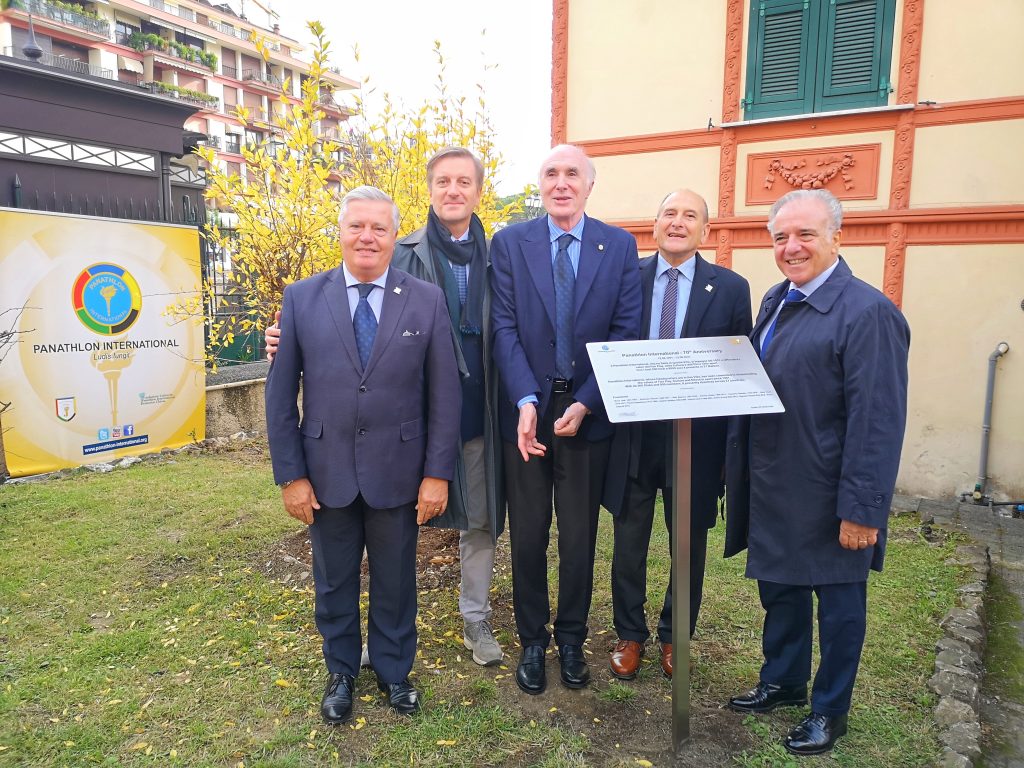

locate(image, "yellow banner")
(0, 209), (205, 477)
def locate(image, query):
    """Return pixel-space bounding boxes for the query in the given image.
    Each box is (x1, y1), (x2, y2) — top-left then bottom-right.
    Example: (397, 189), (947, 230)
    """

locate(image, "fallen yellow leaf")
(274, 679), (291, 688)
(635, 761), (653, 767)
(436, 740), (456, 746)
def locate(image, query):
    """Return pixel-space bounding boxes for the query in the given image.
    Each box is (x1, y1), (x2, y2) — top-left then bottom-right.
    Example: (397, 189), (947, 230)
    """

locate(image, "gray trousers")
(459, 436), (495, 623)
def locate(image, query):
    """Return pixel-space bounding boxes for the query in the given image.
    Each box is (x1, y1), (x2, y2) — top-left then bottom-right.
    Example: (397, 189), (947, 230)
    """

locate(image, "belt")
(552, 377), (573, 394)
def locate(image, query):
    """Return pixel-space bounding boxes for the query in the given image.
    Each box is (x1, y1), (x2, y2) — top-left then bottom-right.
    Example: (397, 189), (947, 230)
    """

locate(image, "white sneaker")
(463, 620), (503, 666)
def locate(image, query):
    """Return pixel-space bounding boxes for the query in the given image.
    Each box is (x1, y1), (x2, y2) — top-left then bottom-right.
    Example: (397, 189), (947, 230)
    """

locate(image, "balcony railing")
(4, 0), (110, 37)
(148, 0), (167, 11)
(223, 137), (241, 154)
(242, 69), (282, 89)
(177, 5), (194, 21)
(141, 81), (221, 110)
(221, 63), (237, 79)
(1, 45), (113, 79)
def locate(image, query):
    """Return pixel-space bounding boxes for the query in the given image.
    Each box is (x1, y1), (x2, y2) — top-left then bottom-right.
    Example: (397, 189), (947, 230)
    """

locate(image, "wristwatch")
(278, 479), (300, 489)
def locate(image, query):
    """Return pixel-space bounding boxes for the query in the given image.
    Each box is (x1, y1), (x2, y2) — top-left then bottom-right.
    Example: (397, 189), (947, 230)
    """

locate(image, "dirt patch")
(257, 525), (756, 765)
(257, 524), (462, 590)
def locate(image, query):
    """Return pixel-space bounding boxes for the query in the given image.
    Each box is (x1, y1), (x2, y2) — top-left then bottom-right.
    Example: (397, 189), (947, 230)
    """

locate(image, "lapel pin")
(597, 243), (604, 251)
(705, 284), (713, 292)
(394, 287), (402, 294)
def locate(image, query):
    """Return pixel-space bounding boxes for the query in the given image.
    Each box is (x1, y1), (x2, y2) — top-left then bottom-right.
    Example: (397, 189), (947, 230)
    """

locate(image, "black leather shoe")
(516, 645), (547, 694)
(784, 712), (848, 755)
(727, 681), (808, 713)
(320, 673), (355, 724)
(558, 644), (590, 689)
(377, 678), (421, 715)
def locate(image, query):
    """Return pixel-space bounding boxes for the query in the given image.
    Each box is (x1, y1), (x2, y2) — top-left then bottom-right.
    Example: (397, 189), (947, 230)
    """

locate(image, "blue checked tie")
(450, 262), (468, 306)
(658, 267), (679, 339)
(553, 233), (576, 378)
(353, 282), (378, 369)
(760, 288), (805, 358)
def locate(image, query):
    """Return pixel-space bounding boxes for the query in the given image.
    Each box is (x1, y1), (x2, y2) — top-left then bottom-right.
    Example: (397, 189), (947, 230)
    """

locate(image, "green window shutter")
(744, 0), (819, 119)
(817, 0), (896, 111)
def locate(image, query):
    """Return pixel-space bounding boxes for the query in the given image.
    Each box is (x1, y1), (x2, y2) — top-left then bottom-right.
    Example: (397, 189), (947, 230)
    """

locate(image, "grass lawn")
(0, 442), (967, 766)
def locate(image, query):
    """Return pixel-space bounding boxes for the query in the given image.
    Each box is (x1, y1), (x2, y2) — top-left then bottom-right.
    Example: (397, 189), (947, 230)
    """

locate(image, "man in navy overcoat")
(603, 189), (752, 681)
(265, 186), (461, 724)
(490, 144), (641, 694)
(724, 189), (910, 755)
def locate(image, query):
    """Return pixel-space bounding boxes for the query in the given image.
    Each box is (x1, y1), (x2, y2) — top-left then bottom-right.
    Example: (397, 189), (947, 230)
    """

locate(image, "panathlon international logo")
(72, 263), (142, 335)
(55, 396), (76, 422)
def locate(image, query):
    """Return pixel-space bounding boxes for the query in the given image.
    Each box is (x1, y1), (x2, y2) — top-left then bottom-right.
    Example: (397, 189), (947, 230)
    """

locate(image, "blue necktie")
(658, 267), (680, 340)
(353, 283), (378, 369)
(553, 233), (576, 378)
(760, 288), (805, 358)
(451, 262), (468, 306)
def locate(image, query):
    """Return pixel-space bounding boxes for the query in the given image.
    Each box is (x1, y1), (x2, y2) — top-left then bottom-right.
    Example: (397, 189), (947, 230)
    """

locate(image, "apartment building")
(0, 0), (357, 188)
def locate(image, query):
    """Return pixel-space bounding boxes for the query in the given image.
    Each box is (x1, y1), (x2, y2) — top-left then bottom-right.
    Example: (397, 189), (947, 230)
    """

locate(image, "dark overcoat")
(392, 227), (505, 539)
(603, 252), (752, 527)
(724, 258), (910, 585)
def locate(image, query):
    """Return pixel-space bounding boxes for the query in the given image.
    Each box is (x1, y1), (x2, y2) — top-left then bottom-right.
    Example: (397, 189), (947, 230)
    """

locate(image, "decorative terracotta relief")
(896, 0), (925, 105)
(718, 131), (738, 217)
(721, 0), (745, 124)
(745, 144), (881, 205)
(550, 0), (569, 146)
(716, 228), (734, 270)
(889, 111), (915, 210)
(883, 222), (907, 307)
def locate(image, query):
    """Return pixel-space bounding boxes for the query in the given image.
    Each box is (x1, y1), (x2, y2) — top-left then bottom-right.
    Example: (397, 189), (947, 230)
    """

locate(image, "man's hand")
(839, 519), (879, 550)
(265, 310), (281, 362)
(416, 477), (449, 525)
(553, 401), (589, 438)
(282, 477), (319, 525)
(516, 402), (547, 462)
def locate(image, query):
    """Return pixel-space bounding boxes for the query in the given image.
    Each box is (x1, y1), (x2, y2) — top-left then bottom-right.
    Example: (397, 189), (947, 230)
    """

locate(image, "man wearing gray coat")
(265, 147), (506, 666)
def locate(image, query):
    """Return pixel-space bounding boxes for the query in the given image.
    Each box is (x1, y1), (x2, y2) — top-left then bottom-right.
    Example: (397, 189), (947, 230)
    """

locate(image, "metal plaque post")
(671, 417), (692, 751)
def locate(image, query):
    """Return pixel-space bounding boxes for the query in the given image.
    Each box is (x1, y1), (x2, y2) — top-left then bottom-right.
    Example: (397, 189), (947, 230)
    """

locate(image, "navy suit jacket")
(265, 265), (461, 510)
(604, 253), (752, 526)
(490, 215), (642, 442)
(724, 258), (910, 585)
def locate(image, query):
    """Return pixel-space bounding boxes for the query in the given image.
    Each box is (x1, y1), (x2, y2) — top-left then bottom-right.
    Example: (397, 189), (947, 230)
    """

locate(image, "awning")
(117, 56), (144, 74)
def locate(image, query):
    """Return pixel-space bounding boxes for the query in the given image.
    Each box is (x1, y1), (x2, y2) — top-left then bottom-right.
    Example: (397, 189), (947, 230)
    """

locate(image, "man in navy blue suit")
(265, 186), (461, 724)
(604, 189), (752, 681)
(724, 189), (910, 755)
(490, 144), (641, 694)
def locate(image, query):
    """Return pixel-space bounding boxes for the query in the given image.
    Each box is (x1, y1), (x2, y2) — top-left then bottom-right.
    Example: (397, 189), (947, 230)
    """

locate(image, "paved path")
(911, 497), (1024, 766)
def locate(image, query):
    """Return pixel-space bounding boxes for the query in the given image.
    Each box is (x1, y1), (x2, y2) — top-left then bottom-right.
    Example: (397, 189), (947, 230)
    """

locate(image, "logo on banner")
(55, 396), (77, 422)
(72, 263), (142, 335)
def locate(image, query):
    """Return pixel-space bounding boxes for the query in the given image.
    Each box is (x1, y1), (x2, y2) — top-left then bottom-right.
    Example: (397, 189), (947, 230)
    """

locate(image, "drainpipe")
(972, 341), (1010, 502)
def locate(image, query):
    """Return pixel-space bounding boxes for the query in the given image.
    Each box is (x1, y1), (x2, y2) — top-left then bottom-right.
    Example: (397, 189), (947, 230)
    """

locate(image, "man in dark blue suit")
(724, 189), (910, 755)
(604, 189), (752, 681)
(490, 144), (642, 694)
(265, 186), (461, 724)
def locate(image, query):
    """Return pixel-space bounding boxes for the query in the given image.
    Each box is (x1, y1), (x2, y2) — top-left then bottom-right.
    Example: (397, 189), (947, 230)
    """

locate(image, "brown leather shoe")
(660, 642), (673, 678)
(609, 639), (644, 680)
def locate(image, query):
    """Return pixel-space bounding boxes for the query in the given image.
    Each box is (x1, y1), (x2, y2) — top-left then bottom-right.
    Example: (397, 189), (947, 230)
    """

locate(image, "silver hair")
(767, 189), (843, 237)
(339, 185), (400, 232)
(426, 146), (484, 188)
(539, 144), (597, 185)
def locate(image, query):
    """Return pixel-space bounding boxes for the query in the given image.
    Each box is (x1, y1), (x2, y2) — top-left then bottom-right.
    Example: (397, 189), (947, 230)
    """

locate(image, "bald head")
(654, 189), (710, 265)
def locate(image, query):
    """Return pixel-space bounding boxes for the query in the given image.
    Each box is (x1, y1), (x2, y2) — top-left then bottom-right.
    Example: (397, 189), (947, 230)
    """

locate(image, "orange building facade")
(553, 0), (1024, 499)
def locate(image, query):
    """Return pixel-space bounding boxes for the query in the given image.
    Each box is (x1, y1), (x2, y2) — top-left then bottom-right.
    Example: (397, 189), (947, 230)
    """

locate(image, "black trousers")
(611, 421), (710, 644)
(504, 391), (611, 648)
(308, 496), (418, 683)
(758, 580), (867, 716)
